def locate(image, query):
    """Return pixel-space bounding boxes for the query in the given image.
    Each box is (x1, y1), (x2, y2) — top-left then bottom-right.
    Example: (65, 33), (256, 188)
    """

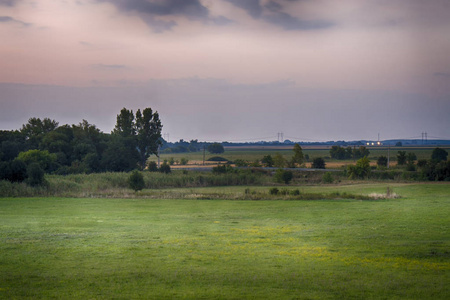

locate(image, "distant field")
(1, 183), (449, 299)
(150, 145), (449, 168)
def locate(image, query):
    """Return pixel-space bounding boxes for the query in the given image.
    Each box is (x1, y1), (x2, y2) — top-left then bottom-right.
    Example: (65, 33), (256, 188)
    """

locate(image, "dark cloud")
(226, 0), (333, 30)
(263, 12), (333, 30)
(0, 0), (19, 6)
(264, 1), (282, 12)
(98, 0), (224, 32)
(0, 15), (31, 26)
(225, 0), (263, 19)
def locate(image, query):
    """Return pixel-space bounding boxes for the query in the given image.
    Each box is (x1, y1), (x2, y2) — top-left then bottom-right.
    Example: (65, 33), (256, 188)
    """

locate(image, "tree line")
(0, 107), (162, 184)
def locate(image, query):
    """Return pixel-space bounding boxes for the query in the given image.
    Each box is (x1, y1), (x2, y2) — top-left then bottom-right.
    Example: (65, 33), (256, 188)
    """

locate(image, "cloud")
(225, 0), (263, 19)
(226, 0), (334, 30)
(263, 12), (334, 30)
(0, 0), (19, 6)
(0, 15), (31, 27)
(98, 0), (227, 32)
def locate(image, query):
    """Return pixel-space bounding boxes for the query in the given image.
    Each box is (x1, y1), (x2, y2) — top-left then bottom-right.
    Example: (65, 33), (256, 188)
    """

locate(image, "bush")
(180, 158), (189, 165)
(269, 187), (279, 195)
(234, 159), (248, 167)
(377, 156), (388, 168)
(159, 163), (171, 174)
(347, 157), (371, 179)
(128, 170), (145, 192)
(274, 169), (293, 184)
(431, 148), (448, 162)
(147, 161), (158, 172)
(27, 163), (46, 187)
(311, 157), (326, 169)
(322, 172), (334, 183)
(212, 164), (234, 174)
(290, 189), (300, 196)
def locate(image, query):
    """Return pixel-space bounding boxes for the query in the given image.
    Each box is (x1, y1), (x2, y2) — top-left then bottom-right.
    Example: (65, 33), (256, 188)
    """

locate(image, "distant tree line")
(329, 145), (370, 160)
(0, 107), (162, 185)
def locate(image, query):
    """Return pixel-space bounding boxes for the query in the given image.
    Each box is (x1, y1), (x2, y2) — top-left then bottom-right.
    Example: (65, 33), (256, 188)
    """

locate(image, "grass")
(0, 183), (449, 299)
(151, 146), (450, 168)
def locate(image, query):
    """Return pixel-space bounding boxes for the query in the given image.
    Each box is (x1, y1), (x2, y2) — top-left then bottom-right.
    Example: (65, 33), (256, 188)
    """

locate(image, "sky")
(1, 0), (449, 142)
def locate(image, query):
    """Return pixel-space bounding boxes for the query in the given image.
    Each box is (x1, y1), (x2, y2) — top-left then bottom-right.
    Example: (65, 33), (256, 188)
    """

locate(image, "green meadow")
(1, 183), (449, 299)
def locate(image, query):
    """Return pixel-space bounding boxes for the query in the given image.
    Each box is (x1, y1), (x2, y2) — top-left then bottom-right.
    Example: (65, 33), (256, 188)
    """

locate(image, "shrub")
(312, 157), (326, 169)
(147, 161), (158, 172)
(234, 159), (248, 167)
(27, 163), (46, 187)
(397, 151), (407, 165)
(269, 187), (279, 195)
(417, 159), (428, 168)
(180, 158), (189, 165)
(128, 170), (145, 192)
(290, 189), (300, 196)
(431, 148), (448, 162)
(322, 172), (334, 183)
(377, 156), (388, 168)
(159, 163), (171, 174)
(212, 164), (234, 174)
(274, 169), (293, 184)
(347, 157), (371, 179)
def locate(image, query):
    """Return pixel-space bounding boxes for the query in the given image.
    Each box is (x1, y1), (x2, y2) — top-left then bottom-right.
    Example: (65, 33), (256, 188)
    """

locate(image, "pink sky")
(1, 0), (449, 141)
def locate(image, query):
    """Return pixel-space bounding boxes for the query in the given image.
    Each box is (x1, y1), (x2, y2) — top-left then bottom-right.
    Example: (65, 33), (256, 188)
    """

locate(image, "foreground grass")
(0, 183), (449, 299)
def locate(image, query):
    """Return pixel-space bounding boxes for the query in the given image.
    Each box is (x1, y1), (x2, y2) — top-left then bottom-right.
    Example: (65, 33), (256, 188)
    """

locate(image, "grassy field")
(1, 183), (449, 299)
(151, 145), (450, 168)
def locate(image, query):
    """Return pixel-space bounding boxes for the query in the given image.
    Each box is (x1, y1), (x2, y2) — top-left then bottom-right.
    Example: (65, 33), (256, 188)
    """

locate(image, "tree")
(135, 108), (163, 169)
(261, 155), (274, 167)
(207, 143), (224, 154)
(16, 149), (57, 172)
(0, 160), (27, 182)
(128, 170), (145, 192)
(112, 107), (163, 170)
(330, 146), (351, 160)
(353, 146), (370, 159)
(291, 144), (304, 166)
(431, 147), (448, 162)
(21, 117), (58, 149)
(101, 136), (139, 172)
(406, 153), (417, 165)
(27, 163), (45, 187)
(397, 151), (407, 165)
(273, 153), (286, 168)
(114, 108), (135, 137)
(274, 169), (293, 184)
(311, 157), (326, 169)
